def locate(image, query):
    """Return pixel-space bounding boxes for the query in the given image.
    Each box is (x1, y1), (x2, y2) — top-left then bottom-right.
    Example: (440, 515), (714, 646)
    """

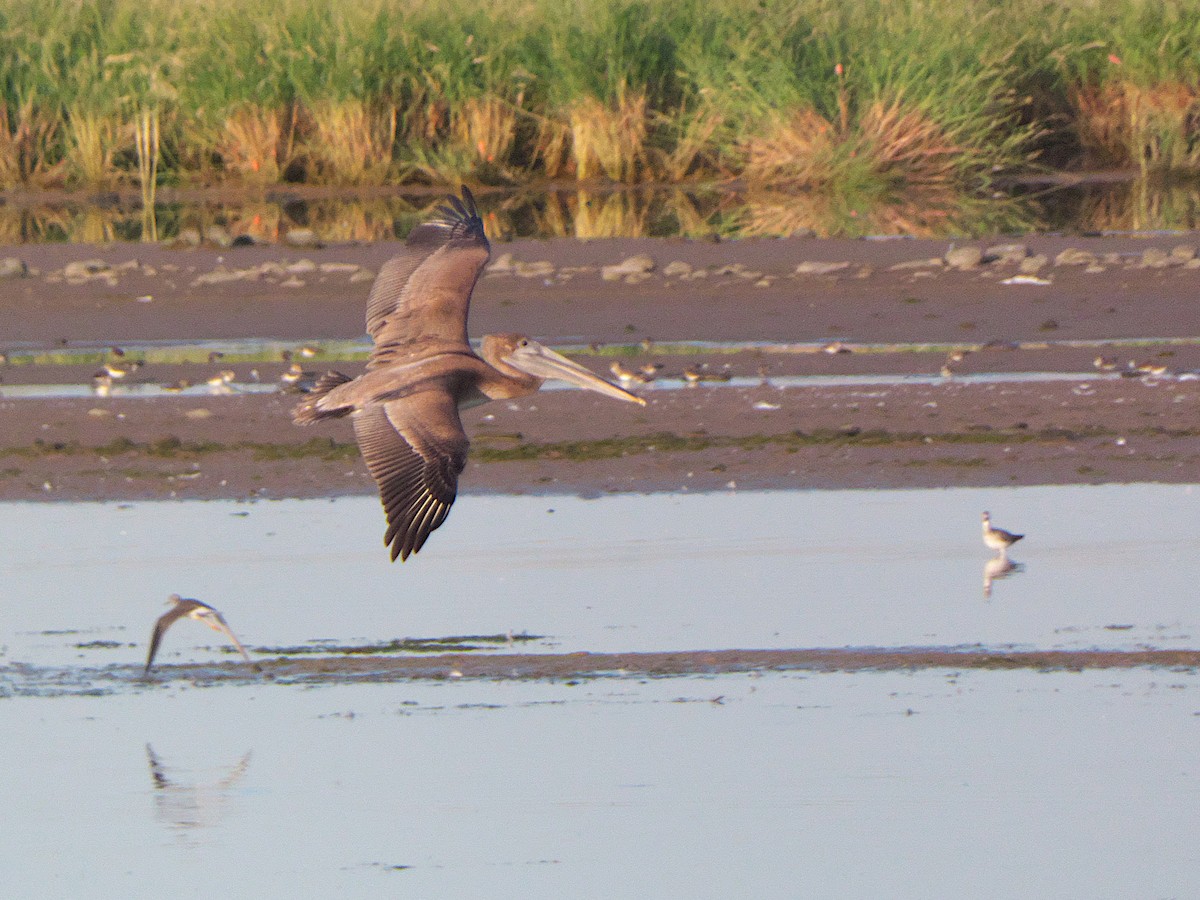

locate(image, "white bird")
(981, 511), (1023, 555)
(145, 594), (260, 675)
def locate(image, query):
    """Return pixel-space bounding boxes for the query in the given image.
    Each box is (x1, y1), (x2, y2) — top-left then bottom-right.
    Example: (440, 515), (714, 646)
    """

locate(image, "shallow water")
(4, 670), (1200, 898)
(6, 177), (1200, 243)
(0, 369), (1139, 400)
(4, 485), (1200, 896)
(4, 484), (1199, 671)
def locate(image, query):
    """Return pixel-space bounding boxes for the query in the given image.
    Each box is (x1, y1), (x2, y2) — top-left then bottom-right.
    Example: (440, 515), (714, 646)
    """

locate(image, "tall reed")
(0, 0), (1196, 193)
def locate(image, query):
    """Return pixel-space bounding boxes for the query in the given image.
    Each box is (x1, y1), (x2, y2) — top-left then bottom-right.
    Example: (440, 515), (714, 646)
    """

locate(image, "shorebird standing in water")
(144, 594), (261, 675)
(292, 186), (645, 562)
(981, 511), (1024, 556)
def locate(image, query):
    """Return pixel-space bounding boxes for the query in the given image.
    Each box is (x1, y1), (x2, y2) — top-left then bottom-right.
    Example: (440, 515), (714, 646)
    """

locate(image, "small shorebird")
(101, 360), (143, 379)
(609, 361), (654, 385)
(946, 349), (970, 364)
(91, 372), (114, 396)
(279, 362), (317, 392)
(1134, 361), (1168, 376)
(939, 363), (956, 379)
(206, 369), (237, 394)
(293, 186), (644, 562)
(1093, 355), (1118, 371)
(981, 511), (1023, 555)
(145, 594), (261, 675)
(822, 341), (852, 355)
(162, 378), (192, 393)
(682, 363), (731, 384)
(298, 345), (322, 358)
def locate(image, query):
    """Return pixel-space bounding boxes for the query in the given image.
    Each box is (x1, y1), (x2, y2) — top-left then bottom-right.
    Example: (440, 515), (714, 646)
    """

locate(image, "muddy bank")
(2, 233), (1199, 500)
(12, 647), (1200, 697)
(4, 233), (1200, 347)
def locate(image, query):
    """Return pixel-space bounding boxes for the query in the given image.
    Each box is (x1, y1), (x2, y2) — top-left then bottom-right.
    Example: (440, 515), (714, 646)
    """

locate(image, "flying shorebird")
(292, 186), (645, 561)
(981, 511), (1024, 555)
(145, 594), (260, 675)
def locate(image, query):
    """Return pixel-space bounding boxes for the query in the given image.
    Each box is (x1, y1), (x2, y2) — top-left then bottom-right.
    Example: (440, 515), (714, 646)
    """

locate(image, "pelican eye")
(518, 339), (529, 348)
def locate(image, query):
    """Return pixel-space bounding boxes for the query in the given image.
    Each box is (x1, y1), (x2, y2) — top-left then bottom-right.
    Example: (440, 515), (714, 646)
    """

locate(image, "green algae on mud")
(7, 424), (1198, 469)
(257, 633), (544, 657)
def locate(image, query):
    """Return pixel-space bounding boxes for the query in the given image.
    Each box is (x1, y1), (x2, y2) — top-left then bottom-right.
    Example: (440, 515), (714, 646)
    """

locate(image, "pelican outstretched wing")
(353, 397), (470, 562)
(365, 186), (491, 365)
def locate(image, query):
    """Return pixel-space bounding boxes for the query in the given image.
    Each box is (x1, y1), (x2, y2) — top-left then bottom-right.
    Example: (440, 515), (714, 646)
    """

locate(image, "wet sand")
(1, 232), (1198, 500)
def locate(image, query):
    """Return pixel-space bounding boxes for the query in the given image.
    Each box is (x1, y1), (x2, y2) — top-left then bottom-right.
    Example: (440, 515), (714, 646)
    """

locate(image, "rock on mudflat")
(984, 243), (1028, 265)
(62, 259), (114, 283)
(1019, 254), (1048, 273)
(1054, 248), (1096, 267)
(514, 260), (555, 278)
(794, 261), (850, 275)
(944, 246), (983, 270)
(1140, 248), (1173, 269)
(486, 252), (514, 274)
(284, 228), (320, 248)
(888, 257), (943, 271)
(204, 225), (233, 248)
(0, 257), (27, 278)
(601, 254), (654, 281)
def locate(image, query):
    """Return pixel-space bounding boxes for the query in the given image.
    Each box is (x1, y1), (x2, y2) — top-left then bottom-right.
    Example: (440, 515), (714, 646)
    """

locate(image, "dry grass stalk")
(218, 106), (290, 183)
(740, 107), (838, 185)
(452, 95), (518, 166)
(308, 100), (396, 185)
(855, 99), (961, 184)
(66, 110), (121, 187)
(1074, 82), (1200, 172)
(568, 91), (650, 182)
(531, 116), (572, 178)
(133, 107), (160, 241)
(0, 100), (63, 188)
(657, 103), (725, 181)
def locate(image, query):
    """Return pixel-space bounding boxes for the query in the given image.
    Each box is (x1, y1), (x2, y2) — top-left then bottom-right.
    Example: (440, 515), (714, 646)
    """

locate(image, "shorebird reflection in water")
(144, 594), (260, 675)
(983, 554), (1024, 598)
(293, 186), (645, 561)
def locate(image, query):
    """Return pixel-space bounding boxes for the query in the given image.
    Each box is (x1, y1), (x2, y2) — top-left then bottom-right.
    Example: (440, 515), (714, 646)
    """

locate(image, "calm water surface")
(3, 485), (1199, 898)
(4, 485), (1198, 668)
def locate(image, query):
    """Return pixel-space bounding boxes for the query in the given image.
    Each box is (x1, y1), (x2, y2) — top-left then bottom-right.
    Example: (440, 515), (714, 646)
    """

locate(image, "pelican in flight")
(145, 594), (260, 675)
(293, 187), (645, 561)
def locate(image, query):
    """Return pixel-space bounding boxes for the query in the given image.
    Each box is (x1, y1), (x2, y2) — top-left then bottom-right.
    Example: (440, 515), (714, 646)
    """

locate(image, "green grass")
(1, 0), (1199, 194)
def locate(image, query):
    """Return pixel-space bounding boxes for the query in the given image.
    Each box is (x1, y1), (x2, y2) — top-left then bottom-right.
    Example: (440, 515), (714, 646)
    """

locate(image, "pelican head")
(482, 333), (646, 406)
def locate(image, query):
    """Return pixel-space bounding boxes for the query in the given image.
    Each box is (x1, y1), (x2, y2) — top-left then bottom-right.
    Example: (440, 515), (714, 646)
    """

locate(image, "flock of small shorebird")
(75, 187), (1028, 674)
(90, 344), (329, 398)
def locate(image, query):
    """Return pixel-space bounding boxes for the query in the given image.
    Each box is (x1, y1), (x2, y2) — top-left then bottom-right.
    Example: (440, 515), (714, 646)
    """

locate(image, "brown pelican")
(293, 187), (645, 561)
(981, 511), (1024, 556)
(145, 594), (260, 675)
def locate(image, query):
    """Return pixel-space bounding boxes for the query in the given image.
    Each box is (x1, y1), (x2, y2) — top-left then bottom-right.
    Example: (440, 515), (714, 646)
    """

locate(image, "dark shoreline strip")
(21, 647), (1200, 692)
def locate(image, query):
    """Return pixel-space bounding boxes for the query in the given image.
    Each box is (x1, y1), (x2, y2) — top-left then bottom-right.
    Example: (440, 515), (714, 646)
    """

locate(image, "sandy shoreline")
(2, 233), (1199, 500)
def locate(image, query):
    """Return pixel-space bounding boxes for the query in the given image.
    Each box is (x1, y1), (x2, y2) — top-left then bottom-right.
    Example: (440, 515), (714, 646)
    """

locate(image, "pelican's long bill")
(501, 339), (647, 406)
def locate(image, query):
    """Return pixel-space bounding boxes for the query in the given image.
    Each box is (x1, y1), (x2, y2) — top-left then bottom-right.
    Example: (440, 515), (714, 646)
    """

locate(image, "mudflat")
(2, 232), (1198, 501)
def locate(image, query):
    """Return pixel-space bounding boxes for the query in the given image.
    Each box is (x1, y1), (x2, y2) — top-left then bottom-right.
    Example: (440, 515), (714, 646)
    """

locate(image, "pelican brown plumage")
(292, 186), (646, 561)
(144, 594), (260, 675)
